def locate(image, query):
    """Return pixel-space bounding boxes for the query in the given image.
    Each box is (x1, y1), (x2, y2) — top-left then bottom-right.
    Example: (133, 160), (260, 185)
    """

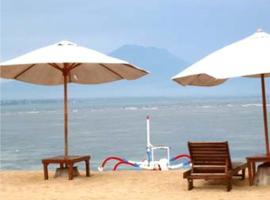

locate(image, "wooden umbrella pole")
(64, 67), (68, 157)
(261, 74), (270, 156)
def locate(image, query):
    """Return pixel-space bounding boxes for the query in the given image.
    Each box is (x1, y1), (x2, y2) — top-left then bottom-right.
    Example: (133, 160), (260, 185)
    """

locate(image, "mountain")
(110, 45), (188, 78)
(108, 44), (189, 96)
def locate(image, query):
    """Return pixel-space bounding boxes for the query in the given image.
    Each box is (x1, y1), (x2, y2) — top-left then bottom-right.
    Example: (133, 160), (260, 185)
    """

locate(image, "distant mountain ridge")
(110, 44), (188, 77)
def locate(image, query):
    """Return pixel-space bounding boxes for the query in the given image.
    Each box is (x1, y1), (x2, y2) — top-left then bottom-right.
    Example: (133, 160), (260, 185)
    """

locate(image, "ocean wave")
(142, 107), (158, 110)
(25, 111), (40, 114)
(201, 105), (212, 108)
(241, 104), (263, 107)
(45, 110), (58, 113)
(124, 107), (138, 111)
(2, 110), (61, 115)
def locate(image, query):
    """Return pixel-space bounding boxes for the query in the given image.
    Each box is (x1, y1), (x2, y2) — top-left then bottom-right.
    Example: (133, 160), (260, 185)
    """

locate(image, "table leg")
(43, 163), (49, 180)
(247, 160), (252, 186)
(251, 161), (256, 185)
(60, 163), (64, 169)
(68, 163), (74, 180)
(85, 160), (90, 177)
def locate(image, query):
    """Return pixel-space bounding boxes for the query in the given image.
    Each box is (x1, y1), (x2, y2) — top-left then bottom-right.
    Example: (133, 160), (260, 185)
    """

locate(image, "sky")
(2, 0), (270, 62)
(0, 0), (270, 99)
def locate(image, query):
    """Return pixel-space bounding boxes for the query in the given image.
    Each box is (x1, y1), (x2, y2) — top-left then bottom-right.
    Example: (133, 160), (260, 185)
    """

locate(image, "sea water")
(0, 97), (269, 170)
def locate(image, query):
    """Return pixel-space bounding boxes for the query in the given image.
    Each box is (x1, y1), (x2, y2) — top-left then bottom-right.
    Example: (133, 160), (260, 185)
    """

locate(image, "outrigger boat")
(98, 116), (190, 171)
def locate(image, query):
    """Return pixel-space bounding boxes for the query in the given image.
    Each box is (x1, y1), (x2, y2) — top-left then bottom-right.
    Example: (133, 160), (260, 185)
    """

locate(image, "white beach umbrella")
(172, 29), (270, 155)
(0, 40), (149, 156)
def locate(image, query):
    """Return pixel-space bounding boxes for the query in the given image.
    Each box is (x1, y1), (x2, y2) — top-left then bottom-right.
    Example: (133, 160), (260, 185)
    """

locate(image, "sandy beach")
(1, 170), (269, 200)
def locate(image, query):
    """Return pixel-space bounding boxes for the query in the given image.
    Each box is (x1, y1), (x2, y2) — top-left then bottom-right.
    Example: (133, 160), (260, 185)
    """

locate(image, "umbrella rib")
(68, 63), (81, 71)
(49, 63), (63, 72)
(99, 64), (124, 79)
(14, 64), (36, 79)
(123, 63), (147, 73)
(67, 64), (82, 82)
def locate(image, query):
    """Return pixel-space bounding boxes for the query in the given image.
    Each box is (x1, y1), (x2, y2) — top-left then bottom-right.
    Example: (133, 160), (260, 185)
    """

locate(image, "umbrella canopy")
(0, 41), (148, 85)
(172, 29), (270, 155)
(0, 40), (149, 156)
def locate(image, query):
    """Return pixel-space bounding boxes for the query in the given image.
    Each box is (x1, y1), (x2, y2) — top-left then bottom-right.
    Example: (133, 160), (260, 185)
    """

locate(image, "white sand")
(1, 170), (270, 200)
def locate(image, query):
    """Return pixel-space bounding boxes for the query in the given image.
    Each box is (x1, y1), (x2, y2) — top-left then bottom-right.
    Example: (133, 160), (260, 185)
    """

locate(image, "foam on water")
(124, 106), (138, 110)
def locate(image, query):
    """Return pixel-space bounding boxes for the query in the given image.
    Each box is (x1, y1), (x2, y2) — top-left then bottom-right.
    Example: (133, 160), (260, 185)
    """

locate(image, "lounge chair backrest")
(188, 141), (232, 173)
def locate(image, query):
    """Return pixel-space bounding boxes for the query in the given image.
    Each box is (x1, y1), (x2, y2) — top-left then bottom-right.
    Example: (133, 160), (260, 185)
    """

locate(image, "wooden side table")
(42, 155), (91, 180)
(246, 154), (270, 186)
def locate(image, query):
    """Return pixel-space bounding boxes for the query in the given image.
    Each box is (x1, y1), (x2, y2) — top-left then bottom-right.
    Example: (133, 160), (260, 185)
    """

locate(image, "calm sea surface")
(0, 97), (269, 170)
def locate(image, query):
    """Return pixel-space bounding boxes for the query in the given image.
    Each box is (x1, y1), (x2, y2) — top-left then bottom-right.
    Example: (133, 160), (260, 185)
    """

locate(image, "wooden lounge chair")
(183, 141), (247, 191)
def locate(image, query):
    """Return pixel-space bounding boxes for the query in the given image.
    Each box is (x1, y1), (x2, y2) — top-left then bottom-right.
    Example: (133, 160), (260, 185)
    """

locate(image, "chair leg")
(188, 178), (193, 190)
(226, 177), (232, 192)
(68, 164), (74, 180)
(241, 169), (246, 180)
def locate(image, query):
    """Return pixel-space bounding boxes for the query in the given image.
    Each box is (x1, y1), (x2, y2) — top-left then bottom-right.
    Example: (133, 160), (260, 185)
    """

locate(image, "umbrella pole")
(64, 70), (68, 157)
(261, 74), (269, 156)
